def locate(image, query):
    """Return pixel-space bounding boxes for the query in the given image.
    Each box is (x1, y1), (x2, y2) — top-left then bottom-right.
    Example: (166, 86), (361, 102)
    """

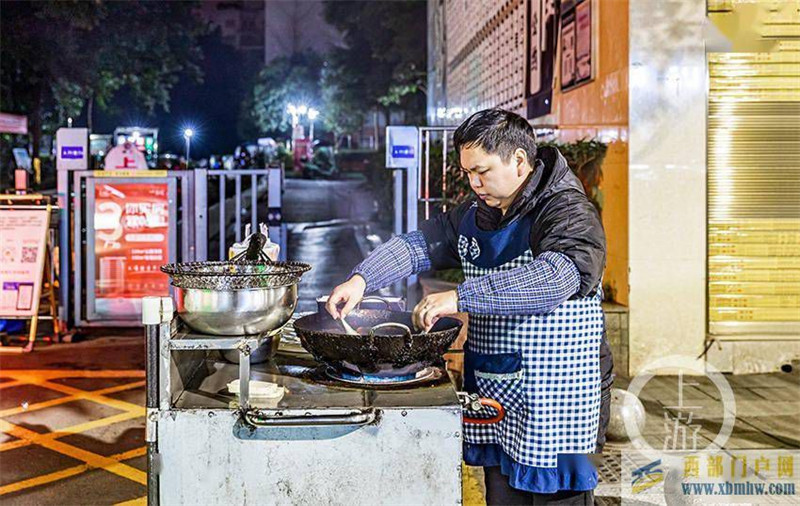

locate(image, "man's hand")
(412, 290), (459, 332)
(325, 275), (367, 320)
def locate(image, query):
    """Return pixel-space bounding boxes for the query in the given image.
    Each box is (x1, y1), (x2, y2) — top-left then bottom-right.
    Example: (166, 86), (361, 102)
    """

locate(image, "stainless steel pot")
(175, 284), (298, 336)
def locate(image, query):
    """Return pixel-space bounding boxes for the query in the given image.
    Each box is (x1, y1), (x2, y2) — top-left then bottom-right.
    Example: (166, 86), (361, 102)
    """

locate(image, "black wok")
(293, 309), (463, 374)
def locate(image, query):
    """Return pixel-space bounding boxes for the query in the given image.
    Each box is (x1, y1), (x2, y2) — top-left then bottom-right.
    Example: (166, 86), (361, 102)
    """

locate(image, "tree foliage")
(240, 52), (323, 139)
(1, 0), (205, 153)
(321, 0), (427, 125)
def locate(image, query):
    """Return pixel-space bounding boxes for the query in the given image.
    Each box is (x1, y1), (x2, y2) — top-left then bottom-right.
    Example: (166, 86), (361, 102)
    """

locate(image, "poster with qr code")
(0, 208), (50, 317)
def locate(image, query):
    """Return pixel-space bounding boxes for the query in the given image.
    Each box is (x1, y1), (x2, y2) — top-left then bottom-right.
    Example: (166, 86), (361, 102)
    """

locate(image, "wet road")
(282, 178), (379, 312)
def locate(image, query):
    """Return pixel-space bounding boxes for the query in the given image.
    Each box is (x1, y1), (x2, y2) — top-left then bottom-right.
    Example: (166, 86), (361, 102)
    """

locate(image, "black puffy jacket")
(419, 145), (606, 297)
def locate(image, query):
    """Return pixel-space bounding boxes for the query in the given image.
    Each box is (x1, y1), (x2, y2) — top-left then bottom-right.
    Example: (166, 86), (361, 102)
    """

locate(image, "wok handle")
(358, 296), (392, 310)
(368, 323), (414, 350)
(243, 408), (378, 427)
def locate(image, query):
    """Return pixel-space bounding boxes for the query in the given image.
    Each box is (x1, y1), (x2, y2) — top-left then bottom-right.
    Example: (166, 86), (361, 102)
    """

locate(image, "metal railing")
(193, 168), (282, 261)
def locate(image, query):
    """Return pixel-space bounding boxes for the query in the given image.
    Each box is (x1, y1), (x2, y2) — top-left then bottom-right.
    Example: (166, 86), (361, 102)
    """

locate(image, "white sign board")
(104, 143), (148, 170)
(0, 208), (49, 317)
(56, 128), (89, 170)
(385, 126), (418, 169)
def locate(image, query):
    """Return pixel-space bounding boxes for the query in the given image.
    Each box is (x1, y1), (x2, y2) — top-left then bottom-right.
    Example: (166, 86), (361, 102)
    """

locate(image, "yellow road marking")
(0, 370), (149, 498)
(0, 446), (147, 496)
(115, 446), (146, 461)
(0, 411), (143, 452)
(463, 464), (487, 506)
(39, 379), (145, 413)
(115, 496), (147, 506)
(0, 419), (147, 485)
(0, 380), (25, 390)
(0, 380), (145, 418)
(0, 370), (144, 380)
(0, 464), (90, 496)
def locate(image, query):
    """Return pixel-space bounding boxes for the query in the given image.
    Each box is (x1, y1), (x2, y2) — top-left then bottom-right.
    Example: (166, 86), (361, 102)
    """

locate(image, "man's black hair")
(453, 108), (537, 166)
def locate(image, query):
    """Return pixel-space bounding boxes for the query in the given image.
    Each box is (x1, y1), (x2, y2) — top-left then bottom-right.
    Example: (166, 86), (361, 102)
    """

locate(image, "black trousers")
(483, 331), (614, 505)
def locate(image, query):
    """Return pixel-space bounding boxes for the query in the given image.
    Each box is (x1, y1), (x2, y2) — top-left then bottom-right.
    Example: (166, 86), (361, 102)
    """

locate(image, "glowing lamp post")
(183, 128), (194, 164)
(307, 108), (319, 142)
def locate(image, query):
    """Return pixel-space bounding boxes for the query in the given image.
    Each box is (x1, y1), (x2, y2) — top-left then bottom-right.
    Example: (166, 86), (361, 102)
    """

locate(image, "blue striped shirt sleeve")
(350, 230), (432, 293)
(456, 251), (581, 315)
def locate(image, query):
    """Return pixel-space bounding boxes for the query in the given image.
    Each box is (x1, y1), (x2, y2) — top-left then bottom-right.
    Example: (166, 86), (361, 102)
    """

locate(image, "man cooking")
(326, 109), (612, 505)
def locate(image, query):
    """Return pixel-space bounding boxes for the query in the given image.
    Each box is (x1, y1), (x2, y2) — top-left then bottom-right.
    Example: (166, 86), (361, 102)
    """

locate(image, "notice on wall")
(0, 208), (49, 317)
(527, 0), (559, 118)
(560, 16), (577, 88)
(561, 0), (594, 91)
(94, 183), (170, 305)
(575, 0), (593, 81)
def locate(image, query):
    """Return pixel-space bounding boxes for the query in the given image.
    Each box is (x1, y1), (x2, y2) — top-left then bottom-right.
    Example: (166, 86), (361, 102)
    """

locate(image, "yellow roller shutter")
(708, 46), (800, 336)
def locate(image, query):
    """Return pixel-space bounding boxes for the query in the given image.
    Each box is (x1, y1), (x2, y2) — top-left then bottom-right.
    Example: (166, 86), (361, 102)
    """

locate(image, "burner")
(325, 366), (439, 386)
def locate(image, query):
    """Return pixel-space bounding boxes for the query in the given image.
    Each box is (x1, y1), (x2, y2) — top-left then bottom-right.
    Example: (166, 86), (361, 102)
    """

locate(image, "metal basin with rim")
(162, 260), (311, 337)
(174, 285), (298, 336)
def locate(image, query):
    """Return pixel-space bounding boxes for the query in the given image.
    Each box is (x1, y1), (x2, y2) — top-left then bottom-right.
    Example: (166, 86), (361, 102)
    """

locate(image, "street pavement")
(282, 178), (381, 312)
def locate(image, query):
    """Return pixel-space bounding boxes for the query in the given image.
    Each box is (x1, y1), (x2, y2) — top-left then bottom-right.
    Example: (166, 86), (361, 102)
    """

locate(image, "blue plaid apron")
(458, 206), (603, 469)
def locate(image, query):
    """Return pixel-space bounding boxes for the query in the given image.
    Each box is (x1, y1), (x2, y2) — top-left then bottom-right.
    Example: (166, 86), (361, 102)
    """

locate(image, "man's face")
(459, 145), (531, 211)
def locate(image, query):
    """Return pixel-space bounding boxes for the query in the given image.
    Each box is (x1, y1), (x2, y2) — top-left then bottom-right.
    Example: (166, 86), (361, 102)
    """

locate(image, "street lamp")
(287, 104), (299, 127)
(307, 108), (319, 142)
(183, 128), (194, 164)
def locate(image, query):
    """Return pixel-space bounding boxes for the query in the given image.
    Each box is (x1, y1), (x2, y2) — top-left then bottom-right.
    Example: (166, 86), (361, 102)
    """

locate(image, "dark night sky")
(90, 29), (257, 159)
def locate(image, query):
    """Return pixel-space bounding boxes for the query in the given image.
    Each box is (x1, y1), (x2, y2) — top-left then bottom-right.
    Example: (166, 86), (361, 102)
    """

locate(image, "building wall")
(263, 0), (343, 64)
(196, 0), (342, 64)
(436, 0), (529, 120)
(628, 0), (708, 375)
(530, 0), (630, 306)
(430, 0), (631, 307)
(196, 1), (265, 59)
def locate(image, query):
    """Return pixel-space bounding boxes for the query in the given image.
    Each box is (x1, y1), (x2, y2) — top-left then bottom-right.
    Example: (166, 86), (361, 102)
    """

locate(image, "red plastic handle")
(463, 398), (505, 425)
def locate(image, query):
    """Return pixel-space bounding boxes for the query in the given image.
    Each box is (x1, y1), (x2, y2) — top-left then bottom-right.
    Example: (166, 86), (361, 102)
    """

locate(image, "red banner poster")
(94, 183), (170, 303)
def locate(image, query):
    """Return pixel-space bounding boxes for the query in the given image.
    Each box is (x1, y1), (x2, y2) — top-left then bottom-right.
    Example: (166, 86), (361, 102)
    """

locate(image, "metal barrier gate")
(59, 167), (284, 328)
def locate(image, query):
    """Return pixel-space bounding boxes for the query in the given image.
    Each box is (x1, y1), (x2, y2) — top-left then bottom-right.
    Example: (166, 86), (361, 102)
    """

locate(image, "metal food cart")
(143, 296), (463, 505)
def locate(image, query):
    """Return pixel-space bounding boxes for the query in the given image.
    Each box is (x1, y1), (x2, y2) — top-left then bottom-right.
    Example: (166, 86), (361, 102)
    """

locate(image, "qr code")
(21, 247), (37, 263)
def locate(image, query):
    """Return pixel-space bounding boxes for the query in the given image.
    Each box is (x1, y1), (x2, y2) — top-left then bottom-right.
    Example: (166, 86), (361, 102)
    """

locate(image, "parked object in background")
(607, 388), (646, 441)
(301, 145), (339, 179)
(228, 223), (280, 262)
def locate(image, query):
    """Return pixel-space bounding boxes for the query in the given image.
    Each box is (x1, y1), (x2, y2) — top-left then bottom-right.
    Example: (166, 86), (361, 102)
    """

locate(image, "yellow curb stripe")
(0, 446), (147, 496)
(0, 411), (144, 452)
(0, 419), (146, 485)
(0, 380), (145, 418)
(115, 496), (147, 506)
